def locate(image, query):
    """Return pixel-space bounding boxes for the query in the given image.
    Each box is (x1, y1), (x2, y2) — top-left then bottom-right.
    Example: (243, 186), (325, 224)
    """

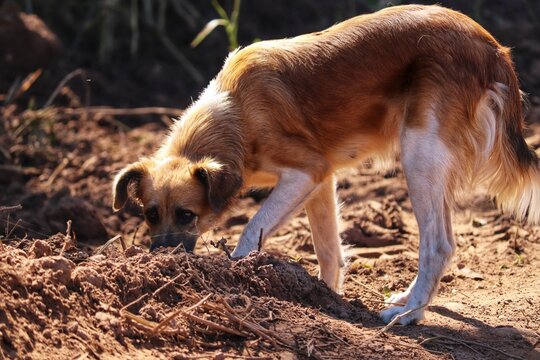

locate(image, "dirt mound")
(0, 237), (437, 359)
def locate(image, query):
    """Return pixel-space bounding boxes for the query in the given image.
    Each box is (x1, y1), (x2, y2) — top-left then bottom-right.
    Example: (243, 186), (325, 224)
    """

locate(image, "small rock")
(30, 256), (76, 285)
(440, 274), (454, 283)
(71, 266), (104, 288)
(28, 240), (52, 258)
(125, 245), (144, 257)
(88, 254), (106, 262)
(472, 218), (488, 227)
(457, 267), (484, 280)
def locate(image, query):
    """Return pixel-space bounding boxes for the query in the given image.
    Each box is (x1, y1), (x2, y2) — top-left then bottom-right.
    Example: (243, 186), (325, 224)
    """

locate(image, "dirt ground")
(1, 2), (540, 359)
(1, 100), (540, 359)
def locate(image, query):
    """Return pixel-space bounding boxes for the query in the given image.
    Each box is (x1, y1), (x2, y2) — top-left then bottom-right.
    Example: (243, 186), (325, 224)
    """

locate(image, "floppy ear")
(112, 162), (148, 211)
(193, 161), (243, 213)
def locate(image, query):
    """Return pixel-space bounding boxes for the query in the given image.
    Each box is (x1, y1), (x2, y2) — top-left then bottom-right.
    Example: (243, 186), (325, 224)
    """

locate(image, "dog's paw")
(379, 305), (425, 325)
(385, 291), (410, 306)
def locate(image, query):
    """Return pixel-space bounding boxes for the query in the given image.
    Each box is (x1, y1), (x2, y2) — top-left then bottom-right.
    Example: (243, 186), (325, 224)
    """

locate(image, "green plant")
(191, 0), (241, 51)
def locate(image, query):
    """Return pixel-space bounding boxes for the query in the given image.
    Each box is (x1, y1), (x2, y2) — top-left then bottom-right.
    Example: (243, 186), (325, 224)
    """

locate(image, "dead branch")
(0, 205), (22, 214)
(210, 237), (232, 259)
(151, 293), (212, 334)
(375, 303), (428, 336)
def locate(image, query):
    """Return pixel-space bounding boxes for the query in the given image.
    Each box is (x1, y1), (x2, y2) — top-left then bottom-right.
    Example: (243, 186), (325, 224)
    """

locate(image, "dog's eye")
(144, 207), (160, 225)
(175, 208), (196, 225)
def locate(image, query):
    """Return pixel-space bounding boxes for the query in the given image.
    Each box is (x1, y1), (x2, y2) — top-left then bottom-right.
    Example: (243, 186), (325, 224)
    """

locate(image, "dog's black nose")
(149, 233), (197, 252)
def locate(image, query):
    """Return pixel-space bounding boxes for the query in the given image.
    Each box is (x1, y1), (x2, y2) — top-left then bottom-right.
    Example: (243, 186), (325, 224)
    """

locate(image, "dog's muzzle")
(149, 233), (197, 252)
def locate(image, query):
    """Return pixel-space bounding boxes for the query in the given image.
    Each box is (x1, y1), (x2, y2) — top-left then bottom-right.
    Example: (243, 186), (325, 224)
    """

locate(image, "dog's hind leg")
(380, 113), (456, 325)
(231, 168), (319, 258)
(305, 175), (345, 292)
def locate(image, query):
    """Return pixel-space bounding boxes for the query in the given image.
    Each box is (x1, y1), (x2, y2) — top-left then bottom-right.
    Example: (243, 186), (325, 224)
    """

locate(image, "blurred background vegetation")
(1, 0), (539, 110)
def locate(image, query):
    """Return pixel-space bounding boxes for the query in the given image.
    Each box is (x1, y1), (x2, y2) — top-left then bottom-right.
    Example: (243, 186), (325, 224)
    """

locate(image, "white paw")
(385, 291), (410, 306)
(379, 305), (425, 325)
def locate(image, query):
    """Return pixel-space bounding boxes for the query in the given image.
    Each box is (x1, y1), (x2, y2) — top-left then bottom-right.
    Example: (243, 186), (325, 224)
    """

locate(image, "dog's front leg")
(231, 168), (319, 258)
(305, 175), (345, 292)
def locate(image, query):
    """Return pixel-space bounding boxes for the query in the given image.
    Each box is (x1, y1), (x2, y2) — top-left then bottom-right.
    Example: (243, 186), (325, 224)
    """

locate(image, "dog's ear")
(112, 162), (148, 211)
(193, 160), (243, 213)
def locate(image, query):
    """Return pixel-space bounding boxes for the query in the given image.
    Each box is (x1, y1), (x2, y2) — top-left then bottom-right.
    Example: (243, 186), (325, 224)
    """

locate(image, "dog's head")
(112, 156), (242, 252)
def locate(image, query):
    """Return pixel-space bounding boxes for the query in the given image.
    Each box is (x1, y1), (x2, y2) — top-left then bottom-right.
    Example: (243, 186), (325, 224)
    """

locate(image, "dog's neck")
(158, 80), (246, 173)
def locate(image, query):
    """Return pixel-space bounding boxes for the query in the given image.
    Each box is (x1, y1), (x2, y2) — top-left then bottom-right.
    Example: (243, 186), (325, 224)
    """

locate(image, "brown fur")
(113, 4), (539, 252)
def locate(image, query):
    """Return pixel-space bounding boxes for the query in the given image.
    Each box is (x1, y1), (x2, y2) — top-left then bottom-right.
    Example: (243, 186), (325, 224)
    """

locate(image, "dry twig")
(375, 303), (428, 336)
(95, 234), (122, 254)
(257, 228), (263, 252)
(210, 237), (232, 259)
(351, 278), (386, 299)
(5, 219), (21, 239)
(60, 220), (73, 256)
(151, 293), (212, 334)
(0, 205), (22, 214)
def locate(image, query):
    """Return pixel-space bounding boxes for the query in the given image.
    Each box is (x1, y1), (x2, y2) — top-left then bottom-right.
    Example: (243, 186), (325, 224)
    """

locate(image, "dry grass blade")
(122, 310), (160, 329)
(46, 158), (69, 188)
(121, 309), (192, 338)
(120, 293), (149, 313)
(5, 219), (21, 239)
(182, 293), (285, 347)
(95, 234), (122, 254)
(212, 296), (288, 348)
(12, 69), (43, 101)
(151, 293), (212, 334)
(120, 271), (185, 313)
(183, 311), (246, 337)
(44, 69), (88, 108)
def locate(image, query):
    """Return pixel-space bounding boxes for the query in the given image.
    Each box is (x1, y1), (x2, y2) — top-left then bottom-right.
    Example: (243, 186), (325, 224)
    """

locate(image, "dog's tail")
(476, 51), (540, 224)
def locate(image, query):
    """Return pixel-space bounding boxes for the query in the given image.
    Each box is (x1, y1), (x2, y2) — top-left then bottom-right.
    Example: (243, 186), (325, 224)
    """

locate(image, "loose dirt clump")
(0, 238), (436, 359)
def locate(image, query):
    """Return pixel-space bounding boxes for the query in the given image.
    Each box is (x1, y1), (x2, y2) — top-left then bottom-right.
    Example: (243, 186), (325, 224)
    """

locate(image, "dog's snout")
(149, 233), (197, 252)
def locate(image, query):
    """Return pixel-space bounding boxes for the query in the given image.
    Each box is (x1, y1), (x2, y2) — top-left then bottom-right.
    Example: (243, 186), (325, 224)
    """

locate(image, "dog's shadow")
(364, 304), (539, 359)
(256, 256), (538, 360)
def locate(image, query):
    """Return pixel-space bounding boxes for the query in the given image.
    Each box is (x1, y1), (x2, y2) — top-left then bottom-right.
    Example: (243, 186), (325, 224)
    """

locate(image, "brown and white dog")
(112, 5), (540, 325)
